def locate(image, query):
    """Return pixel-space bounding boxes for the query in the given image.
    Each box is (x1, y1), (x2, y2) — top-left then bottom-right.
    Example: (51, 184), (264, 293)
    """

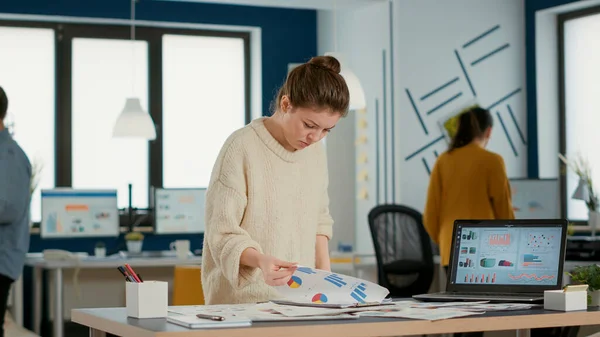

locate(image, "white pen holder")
(126, 281), (168, 318)
(544, 290), (587, 311)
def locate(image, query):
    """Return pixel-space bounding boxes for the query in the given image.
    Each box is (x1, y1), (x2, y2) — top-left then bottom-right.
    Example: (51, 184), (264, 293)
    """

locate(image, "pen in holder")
(126, 281), (168, 318)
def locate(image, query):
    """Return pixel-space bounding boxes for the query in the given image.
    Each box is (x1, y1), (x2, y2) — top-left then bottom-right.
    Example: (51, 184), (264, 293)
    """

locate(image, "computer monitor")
(154, 188), (206, 234)
(40, 188), (120, 238)
(509, 179), (560, 219)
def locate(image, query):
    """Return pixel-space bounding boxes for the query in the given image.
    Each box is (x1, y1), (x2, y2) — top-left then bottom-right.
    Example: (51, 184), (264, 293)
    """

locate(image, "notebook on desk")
(167, 313), (252, 329)
(413, 219), (568, 303)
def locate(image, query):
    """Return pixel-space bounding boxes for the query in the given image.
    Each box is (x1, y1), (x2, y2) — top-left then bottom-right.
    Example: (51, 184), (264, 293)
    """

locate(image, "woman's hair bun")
(307, 55), (341, 74)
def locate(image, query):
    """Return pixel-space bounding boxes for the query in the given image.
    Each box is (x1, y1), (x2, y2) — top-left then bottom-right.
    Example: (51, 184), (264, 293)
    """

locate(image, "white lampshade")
(572, 178), (590, 201)
(325, 52), (366, 111)
(112, 97), (156, 140)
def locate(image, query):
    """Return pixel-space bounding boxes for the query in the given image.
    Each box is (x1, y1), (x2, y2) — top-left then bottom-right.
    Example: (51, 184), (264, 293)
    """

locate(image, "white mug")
(94, 247), (106, 258)
(170, 240), (190, 259)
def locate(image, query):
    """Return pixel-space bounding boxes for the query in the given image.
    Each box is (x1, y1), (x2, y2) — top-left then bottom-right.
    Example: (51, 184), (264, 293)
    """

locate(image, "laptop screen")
(447, 220), (567, 292)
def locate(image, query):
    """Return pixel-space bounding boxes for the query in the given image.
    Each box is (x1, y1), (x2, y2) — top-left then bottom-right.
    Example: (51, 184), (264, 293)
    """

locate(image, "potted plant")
(567, 222), (576, 236)
(95, 241), (106, 258)
(567, 264), (600, 306)
(559, 153), (598, 233)
(125, 232), (144, 253)
(29, 158), (43, 228)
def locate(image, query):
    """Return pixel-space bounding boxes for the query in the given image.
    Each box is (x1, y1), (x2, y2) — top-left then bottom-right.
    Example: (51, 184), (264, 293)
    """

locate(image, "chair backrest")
(367, 204), (434, 267)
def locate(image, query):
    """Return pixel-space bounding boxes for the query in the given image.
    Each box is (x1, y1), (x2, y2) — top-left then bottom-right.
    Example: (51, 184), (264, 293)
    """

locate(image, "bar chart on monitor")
(154, 188), (206, 234)
(462, 272), (497, 284)
(40, 189), (120, 238)
(487, 232), (512, 252)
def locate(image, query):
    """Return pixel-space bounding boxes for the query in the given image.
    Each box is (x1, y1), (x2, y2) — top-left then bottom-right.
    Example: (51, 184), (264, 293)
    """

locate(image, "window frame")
(557, 5), (600, 223)
(0, 21), (59, 224)
(0, 19), (251, 227)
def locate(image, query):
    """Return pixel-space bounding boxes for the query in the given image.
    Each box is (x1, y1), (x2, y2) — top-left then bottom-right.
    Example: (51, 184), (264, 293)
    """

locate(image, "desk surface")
(72, 307), (600, 337)
(25, 255), (203, 269)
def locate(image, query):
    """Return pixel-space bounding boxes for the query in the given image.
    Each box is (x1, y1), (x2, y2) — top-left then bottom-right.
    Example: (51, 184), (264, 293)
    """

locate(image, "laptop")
(413, 219), (568, 303)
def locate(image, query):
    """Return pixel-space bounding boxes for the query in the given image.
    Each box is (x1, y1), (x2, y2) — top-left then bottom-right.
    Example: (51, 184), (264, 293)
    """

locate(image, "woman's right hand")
(258, 254), (298, 286)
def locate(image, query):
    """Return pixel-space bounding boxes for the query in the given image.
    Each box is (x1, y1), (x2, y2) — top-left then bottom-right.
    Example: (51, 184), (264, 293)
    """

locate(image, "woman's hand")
(258, 255), (298, 286)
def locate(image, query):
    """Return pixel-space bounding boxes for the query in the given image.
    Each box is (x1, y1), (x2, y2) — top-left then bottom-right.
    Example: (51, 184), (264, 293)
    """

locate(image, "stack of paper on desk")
(274, 266), (389, 307)
(167, 300), (494, 325)
(357, 307), (484, 321)
(400, 301), (540, 312)
(168, 303), (358, 324)
(265, 301), (482, 321)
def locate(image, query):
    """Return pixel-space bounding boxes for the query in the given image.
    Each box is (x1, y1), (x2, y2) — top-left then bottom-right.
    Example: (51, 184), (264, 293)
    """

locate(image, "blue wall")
(525, 0), (580, 178)
(0, 0), (317, 119)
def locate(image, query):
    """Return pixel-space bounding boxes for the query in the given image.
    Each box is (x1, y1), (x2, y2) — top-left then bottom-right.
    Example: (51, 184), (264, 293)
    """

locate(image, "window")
(71, 38), (149, 209)
(0, 26), (55, 222)
(560, 9), (600, 221)
(162, 34), (246, 188)
(0, 21), (251, 226)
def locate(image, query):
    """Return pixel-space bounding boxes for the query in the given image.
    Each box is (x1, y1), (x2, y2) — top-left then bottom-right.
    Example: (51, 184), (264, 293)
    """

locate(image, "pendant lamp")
(112, 0), (156, 140)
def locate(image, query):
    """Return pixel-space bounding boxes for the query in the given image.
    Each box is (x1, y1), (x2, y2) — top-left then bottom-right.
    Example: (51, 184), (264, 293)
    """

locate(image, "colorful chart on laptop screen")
(453, 226), (562, 286)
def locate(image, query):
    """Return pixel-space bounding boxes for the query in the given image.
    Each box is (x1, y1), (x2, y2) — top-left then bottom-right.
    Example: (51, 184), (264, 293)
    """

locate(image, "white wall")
(395, 0), (527, 213)
(319, 1), (390, 255)
(320, 0), (527, 255)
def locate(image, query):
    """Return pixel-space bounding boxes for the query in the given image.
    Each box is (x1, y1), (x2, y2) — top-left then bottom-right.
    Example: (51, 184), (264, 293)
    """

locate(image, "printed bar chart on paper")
(275, 266), (389, 307)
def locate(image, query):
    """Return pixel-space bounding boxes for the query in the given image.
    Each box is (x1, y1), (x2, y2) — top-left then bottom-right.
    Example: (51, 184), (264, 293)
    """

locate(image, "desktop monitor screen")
(41, 189), (120, 238)
(154, 188), (206, 234)
(509, 179), (560, 219)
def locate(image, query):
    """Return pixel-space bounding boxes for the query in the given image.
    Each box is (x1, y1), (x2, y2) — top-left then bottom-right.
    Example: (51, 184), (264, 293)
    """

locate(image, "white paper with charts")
(274, 266), (389, 306)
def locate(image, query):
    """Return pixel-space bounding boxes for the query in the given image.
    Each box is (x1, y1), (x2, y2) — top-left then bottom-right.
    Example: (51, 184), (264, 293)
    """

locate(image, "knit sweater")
(201, 117), (333, 305)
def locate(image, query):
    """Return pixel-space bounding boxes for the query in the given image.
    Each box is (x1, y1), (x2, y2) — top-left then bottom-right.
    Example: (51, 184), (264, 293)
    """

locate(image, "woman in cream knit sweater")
(201, 55), (350, 305)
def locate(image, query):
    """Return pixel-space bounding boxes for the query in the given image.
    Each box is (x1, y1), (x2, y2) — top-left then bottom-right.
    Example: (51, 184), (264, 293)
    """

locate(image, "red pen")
(125, 264), (142, 283)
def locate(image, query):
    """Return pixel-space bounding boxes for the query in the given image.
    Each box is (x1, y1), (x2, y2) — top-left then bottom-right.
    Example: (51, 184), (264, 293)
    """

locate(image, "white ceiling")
(159, 0), (384, 10)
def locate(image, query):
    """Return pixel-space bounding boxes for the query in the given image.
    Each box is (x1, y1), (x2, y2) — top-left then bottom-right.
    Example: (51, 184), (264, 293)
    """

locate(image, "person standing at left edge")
(0, 85), (31, 337)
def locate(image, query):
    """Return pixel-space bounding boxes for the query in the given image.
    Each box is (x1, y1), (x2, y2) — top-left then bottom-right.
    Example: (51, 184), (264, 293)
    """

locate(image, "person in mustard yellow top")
(424, 106), (514, 270)
(424, 106), (514, 337)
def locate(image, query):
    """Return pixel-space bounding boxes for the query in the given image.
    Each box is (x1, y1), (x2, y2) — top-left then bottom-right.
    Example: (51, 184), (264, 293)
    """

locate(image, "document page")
(274, 266), (389, 306)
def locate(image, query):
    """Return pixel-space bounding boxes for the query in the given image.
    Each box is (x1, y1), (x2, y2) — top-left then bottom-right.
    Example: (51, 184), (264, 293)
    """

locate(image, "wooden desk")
(72, 307), (600, 337)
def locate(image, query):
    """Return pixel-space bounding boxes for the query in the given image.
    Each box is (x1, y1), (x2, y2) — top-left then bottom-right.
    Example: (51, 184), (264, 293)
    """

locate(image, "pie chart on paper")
(312, 293), (328, 303)
(287, 276), (303, 288)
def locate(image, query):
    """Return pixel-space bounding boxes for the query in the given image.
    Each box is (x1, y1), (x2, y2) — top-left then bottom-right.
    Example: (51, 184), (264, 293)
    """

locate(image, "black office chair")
(367, 204), (434, 298)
